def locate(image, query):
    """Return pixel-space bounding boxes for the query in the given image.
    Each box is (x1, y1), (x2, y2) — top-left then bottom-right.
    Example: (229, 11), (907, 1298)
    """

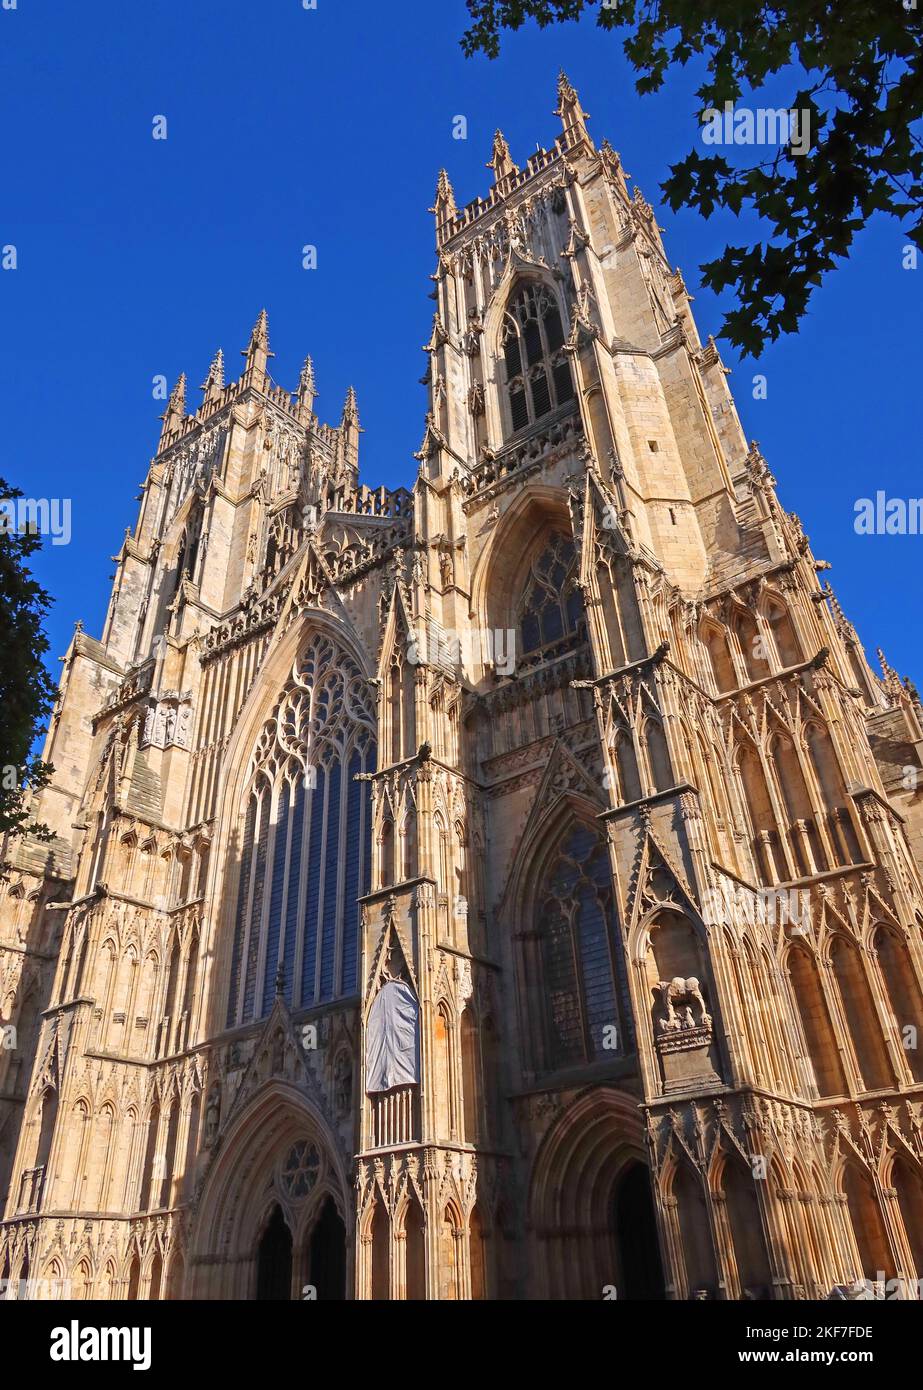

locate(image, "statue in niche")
(334, 1052), (352, 1119)
(163, 705), (177, 744)
(655, 976), (711, 1034)
(204, 1085), (221, 1147)
(174, 705), (192, 747)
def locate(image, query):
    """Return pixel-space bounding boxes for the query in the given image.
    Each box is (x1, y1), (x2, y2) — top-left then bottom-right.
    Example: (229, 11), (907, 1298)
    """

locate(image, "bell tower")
(355, 71), (923, 1301)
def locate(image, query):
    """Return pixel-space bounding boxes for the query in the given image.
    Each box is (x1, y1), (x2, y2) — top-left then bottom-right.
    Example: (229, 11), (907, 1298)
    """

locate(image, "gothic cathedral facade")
(2, 76), (923, 1301)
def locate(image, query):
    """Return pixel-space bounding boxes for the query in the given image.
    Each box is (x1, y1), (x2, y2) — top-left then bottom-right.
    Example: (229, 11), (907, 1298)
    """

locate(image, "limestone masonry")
(2, 76), (923, 1300)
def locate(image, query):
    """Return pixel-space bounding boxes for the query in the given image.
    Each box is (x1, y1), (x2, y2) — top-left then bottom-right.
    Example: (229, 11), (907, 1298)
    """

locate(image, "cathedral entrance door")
(307, 1196), (347, 1300)
(613, 1162), (666, 1300)
(256, 1205), (293, 1300)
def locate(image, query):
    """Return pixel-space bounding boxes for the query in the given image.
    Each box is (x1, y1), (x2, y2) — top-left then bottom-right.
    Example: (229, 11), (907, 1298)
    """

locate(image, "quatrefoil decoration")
(280, 1140), (320, 1200)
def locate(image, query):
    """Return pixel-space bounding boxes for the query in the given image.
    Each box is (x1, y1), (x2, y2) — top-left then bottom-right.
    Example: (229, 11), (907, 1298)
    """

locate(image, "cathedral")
(3, 75), (923, 1302)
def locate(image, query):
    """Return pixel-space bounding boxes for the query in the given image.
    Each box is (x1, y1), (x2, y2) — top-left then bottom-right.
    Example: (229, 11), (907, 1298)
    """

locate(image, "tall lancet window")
(226, 633), (376, 1027)
(535, 825), (627, 1070)
(501, 284), (575, 433)
(518, 530), (586, 656)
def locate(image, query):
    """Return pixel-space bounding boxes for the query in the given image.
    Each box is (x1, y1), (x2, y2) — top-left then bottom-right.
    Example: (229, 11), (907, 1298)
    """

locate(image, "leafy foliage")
(461, 1), (923, 355)
(0, 478), (56, 844)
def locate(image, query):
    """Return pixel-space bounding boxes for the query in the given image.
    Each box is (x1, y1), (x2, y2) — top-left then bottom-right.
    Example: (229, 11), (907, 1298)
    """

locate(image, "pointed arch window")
(226, 633), (376, 1027)
(518, 530), (585, 656)
(173, 506), (203, 596)
(535, 825), (628, 1070)
(501, 285), (575, 434)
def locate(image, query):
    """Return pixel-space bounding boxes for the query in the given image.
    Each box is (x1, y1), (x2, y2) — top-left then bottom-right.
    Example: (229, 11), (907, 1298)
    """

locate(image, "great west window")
(226, 633), (376, 1026)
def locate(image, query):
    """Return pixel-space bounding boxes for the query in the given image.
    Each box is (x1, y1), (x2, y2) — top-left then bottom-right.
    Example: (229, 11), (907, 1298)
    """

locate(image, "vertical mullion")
(333, 753), (349, 995)
(313, 768), (331, 1002)
(276, 781), (296, 982)
(235, 791), (262, 1025)
(253, 784), (280, 1019)
(293, 754), (314, 1010)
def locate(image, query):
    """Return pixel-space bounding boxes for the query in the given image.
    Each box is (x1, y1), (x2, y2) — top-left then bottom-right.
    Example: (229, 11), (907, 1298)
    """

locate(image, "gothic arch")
(839, 1159), (896, 1281)
(205, 610), (372, 954)
(701, 618), (736, 695)
(504, 795), (623, 1077)
(714, 1149), (773, 1299)
(759, 591), (802, 668)
(784, 941), (846, 1098)
(827, 932), (895, 1092)
(469, 485), (574, 659)
(186, 1079), (350, 1299)
(482, 265), (573, 447)
(207, 616), (376, 1034)
(872, 923), (923, 1081)
(528, 1087), (660, 1299)
(666, 1156), (719, 1298)
(637, 905), (724, 1095)
(885, 1149), (923, 1279)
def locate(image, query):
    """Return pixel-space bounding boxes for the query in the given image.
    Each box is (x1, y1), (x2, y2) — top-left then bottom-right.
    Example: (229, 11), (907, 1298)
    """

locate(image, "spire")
(200, 348), (225, 404)
(823, 581), (847, 628)
(555, 70), (591, 143)
(167, 372), (186, 413)
(241, 309), (274, 388)
(297, 355), (317, 422)
(430, 169), (457, 240)
(341, 384), (360, 430)
(158, 372), (187, 449)
(338, 386), (361, 482)
(487, 129), (518, 185)
(877, 648), (905, 703)
(248, 309), (271, 355)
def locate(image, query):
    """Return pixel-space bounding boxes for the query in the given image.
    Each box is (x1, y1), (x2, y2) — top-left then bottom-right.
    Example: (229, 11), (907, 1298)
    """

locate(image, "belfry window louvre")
(517, 530), (586, 656)
(501, 284), (575, 434)
(226, 633), (376, 1028)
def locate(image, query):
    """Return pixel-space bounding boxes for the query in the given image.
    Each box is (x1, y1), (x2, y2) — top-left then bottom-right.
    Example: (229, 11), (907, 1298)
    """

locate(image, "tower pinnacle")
(555, 70), (591, 144)
(337, 385), (361, 483)
(430, 169), (457, 235)
(341, 384), (360, 430)
(241, 309), (274, 389)
(487, 129), (518, 185)
(200, 348), (225, 404)
(158, 372), (187, 449)
(297, 355), (317, 422)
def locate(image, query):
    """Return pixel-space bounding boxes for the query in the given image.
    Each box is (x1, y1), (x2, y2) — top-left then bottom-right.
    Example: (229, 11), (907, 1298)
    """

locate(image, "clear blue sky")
(2, 0), (919, 704)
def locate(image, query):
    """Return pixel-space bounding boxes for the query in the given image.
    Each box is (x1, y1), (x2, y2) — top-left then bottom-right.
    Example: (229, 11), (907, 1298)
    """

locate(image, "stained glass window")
(537, 826), (628, 1069)
(226, 634), (376, 1027)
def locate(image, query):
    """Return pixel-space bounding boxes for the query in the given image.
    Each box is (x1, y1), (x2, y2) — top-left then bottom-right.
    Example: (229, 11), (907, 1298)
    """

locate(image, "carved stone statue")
(204, 1085), (221, 1147)
(655, 976), (712, 1034)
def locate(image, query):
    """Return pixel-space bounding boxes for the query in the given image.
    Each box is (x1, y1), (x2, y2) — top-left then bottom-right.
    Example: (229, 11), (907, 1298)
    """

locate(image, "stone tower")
(2, 75), (923, 1301)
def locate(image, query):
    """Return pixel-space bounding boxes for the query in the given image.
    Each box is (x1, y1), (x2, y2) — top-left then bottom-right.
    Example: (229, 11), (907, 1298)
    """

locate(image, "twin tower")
(2, 75), (923, 1301)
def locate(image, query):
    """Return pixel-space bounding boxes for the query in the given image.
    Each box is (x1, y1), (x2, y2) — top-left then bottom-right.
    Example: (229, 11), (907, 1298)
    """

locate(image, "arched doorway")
(528, 1087), (665, 1298)
(307, 1196), (346, 1300)
(843, 1165), (894, 1281)
(612, 1162), (665, 1300)
(186, 1081), (351, 1299)
(256, 1206), (293, 1301)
